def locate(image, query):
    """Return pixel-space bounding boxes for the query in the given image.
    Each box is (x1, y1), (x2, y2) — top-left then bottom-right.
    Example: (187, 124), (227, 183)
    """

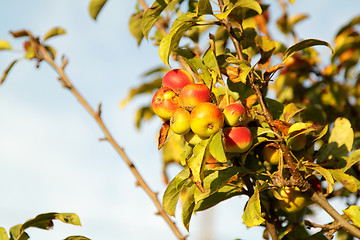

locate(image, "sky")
(0, 1), (359, 240)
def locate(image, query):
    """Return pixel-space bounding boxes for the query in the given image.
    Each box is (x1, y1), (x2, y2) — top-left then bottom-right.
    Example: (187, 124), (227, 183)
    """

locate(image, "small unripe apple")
(179, 83), (212, 110)
(288, 134), (307, 151)
(170, 108), (191, 135)
(162, 69), (193, 92)
(223, 103), (249, 127)
(151, 87), (180, 121)
(263, 143), (281, 165)
(183, 131), (204, 145)
(278, 186), (307, 213)
(190, 102), (224, 139)
(224, 127), (253, 153)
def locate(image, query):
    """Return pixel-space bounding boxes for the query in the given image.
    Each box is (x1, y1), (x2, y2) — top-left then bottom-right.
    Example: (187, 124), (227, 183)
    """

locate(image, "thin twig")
(36, 42), (186, 240)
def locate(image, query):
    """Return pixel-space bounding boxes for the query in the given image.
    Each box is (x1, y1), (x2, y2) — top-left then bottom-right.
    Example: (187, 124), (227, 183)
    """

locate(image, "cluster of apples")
(151, 69), (253, 153)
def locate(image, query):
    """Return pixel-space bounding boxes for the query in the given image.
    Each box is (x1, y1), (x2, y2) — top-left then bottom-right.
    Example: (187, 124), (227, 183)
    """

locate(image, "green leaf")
(22, 213), (81, 231)
(328, 118), (354, 157)
(208, 132), (227, 163)
(214, 0), (262, 20)
(342, 149), (360, 173)
(283, 39), (333, 63)
(43, 27), (66, 41)
(281, 103), (306, 122)
(194, 184), (244, 211)
(187, 138), (210, 192)
(181, 183), (196, 231)
(203, 47), (220, 76)
(89, 0), (108, 20)
(196, 0), (213, 16)
(0, 227), (9, 240)
(180, 143), (193, 166)
(162, 168), (190, 216)
(175, 49), (212, 86)
(256, 36), (275, 66)
(329, 169), (358, 193)
(64, 236), (91, 240)
(159, 15), (196, 66)
(1, 59), (18, 85)
(242, 183), (265, 227)
(9, 225), (28, 240)
(194, 167), (246, 204)
(343, 205), (360, 228)
(0, 40), (12, 50)
(129, 12), (144, 46)
(141, 0), (168, 40)
(55, 213), (81, 226)
(306, 163), (334, 194)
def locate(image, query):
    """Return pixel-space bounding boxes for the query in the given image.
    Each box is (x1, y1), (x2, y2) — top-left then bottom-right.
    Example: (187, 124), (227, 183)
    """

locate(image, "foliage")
(1, 0), (360, 239)
(0, 212), (85, 240)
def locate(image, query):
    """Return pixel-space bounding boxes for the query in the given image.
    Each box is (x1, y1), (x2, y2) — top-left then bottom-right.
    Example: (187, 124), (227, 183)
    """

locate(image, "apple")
(224, 126), (253, 153)
(278, 186), (307, 213)
(151, 87), (180, 121)
(183, 131), (204, 145)
(223, 103), (249, 127)
(263, 143), (281, 165)
(179, 83), (212, 110)
(288, 134), (307, 151)
(162, 69), (193, 92)
(307, 176), (322, 192)
(190, 102), (224, 139)
(170, 108), (191, 135)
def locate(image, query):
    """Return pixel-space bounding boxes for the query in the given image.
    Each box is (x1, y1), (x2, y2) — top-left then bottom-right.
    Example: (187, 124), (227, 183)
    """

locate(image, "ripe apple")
(307, 176), (322, 192)
(170, 108), (191, 135)
(223, 103), (249, 127)
(179, 83), (212, 110)
(151, 87), (180, 121)
(183, 131), (204, 145)
(263, 143), (281, 165)
(278, 186), (307, 213)
(162, 69), (193, 92)
(224, 126), (253, 153)
(190, 102), (224, 139)
(288, 134), (307, 151)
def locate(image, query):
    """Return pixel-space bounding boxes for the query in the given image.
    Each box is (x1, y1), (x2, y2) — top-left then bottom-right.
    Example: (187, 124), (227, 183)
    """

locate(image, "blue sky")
(0, 1), (359, 240)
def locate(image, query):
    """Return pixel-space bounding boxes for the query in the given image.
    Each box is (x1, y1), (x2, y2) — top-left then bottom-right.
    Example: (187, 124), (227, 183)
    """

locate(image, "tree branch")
(35, 41), (186, 240)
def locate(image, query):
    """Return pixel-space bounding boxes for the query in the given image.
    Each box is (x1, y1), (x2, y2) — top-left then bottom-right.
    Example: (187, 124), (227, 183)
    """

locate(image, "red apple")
(170, 108), (191, 135)
(162, 69), (193, 92)
(224, 127), (253, 153)
(307, 176), (322, 192)
(223, 103), (249, 127)
(179, 83), (212, 110)
(190, 102), (224, 138)
(151, 87), (180, 121)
